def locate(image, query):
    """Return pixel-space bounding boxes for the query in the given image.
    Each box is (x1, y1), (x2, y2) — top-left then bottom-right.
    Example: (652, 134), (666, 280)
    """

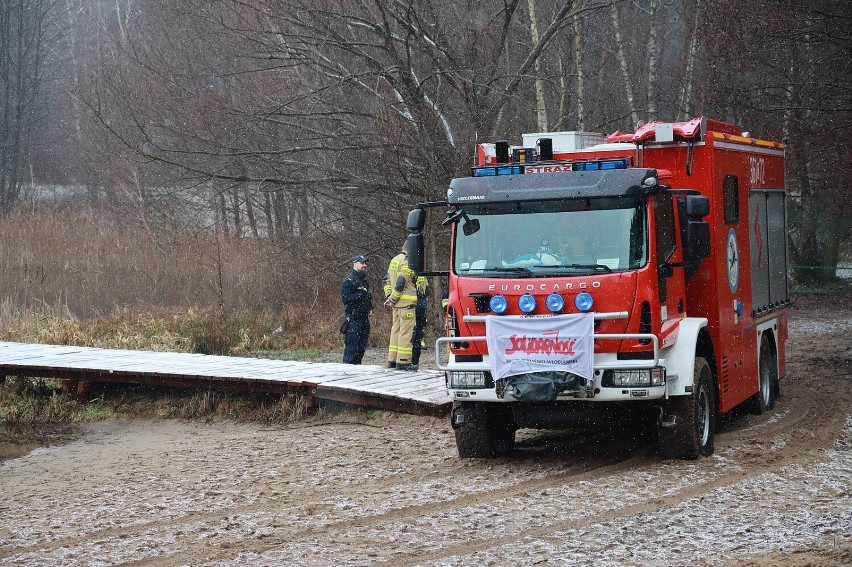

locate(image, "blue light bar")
(545, 292), (565, 313)
(490, 294), (509, 314)
(572, 159), (630, 171)
(473, 166), (524, 177)
(575, 292), (594, 312)
(518, 293), (537, 314)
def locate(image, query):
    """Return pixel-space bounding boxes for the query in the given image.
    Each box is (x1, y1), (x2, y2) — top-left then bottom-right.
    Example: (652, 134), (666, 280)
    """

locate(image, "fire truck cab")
(406, 117), (788, 460)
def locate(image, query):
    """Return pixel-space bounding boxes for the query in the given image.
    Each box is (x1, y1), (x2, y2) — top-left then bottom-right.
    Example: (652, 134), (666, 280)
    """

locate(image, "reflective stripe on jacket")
(385, 252), (417, 308)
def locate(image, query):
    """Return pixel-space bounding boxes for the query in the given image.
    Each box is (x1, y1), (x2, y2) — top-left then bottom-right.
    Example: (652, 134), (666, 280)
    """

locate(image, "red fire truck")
(406, 117), (788, 459)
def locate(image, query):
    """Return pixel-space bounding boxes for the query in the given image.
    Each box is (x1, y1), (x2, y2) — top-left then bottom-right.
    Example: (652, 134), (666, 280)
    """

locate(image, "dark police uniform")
(341, 263), (373, 364)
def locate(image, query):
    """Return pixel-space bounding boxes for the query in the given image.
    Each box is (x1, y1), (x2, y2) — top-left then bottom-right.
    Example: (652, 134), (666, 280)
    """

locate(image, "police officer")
(341, 255), (373, 364)
(383, 241), (422, 370)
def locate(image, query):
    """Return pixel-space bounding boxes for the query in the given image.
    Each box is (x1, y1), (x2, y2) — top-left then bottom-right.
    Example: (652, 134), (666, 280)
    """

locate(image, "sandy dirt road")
(0, 294), (850, 566)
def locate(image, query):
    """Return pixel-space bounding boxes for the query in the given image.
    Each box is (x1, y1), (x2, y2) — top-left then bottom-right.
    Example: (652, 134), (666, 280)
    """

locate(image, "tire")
(659, 357), (715, 460)
(454, 402), (516, 458)
(750, 335), (777, 415)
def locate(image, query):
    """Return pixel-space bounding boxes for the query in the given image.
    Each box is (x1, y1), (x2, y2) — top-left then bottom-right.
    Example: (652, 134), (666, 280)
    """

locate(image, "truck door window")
(724, 174), (739, 224)
(655, 193), (677, 262)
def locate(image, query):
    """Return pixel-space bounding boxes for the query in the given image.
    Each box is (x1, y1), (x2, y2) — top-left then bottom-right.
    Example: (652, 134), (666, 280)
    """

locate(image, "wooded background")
(1, 0), (849, 319)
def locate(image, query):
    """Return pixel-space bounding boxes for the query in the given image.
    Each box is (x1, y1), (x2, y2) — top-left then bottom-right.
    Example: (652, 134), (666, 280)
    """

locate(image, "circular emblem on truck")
(727, 229), (739, 293)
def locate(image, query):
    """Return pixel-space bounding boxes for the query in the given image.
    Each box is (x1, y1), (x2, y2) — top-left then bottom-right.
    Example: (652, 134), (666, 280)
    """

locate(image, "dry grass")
(0, 208), (278, 316)
(0, 208), (394, 352)
(0, 208), (396, 431)
(0, 375), (316, 431)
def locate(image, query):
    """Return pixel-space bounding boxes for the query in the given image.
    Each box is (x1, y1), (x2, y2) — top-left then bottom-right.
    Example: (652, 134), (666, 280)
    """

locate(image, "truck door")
(749, 189), (789, 315)
(654, 193), (686, 323)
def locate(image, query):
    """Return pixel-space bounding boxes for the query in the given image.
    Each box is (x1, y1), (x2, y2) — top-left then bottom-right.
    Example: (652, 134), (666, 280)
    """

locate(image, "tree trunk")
(263, 190), (275, 240)
(217, 188), (230, 239)
(610, 2), (638, 127)
(231, 185), (242, 238)
(646, 0), (659, 119)
(244, 184), (259, 238)
(573, 14), (585, 130)
(527, 0), (548, 132)
(679, 1), (701, 120)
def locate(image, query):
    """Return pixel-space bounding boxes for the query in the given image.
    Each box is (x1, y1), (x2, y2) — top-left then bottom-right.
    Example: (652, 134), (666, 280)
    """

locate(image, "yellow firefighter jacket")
(384, 252), (422, 309)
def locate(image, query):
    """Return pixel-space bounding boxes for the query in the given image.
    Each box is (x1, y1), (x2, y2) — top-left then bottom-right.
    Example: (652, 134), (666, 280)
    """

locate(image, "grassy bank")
(0, 305), (353, 432)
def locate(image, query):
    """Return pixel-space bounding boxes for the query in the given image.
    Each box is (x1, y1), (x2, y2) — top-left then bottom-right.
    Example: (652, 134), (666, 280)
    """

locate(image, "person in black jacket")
(340, 255), (373, 364)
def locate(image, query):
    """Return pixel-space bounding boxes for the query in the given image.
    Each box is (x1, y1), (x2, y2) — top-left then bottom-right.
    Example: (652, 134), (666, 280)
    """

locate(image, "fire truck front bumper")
(439, 340), (669, 402)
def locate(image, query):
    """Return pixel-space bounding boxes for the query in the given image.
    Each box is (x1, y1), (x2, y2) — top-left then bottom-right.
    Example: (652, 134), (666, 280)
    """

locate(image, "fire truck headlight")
(518, 293), (536, 313)
(490, 294), (508, 314)
(575, 292), (594, 312)
(604, 367), (666, 387)
(448, 371), (488, 388)
(545, 293), (565, 313)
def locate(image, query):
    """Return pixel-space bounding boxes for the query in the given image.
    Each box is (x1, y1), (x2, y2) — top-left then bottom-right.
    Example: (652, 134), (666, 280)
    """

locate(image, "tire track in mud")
(134, 373), (850, 567)
(2, 309), (848, 567)
(4, 375), (844, 567)
(347, 407), (848, 567)
(126, 452), (650, 567)
(0, 429), (647, 566)
(125, 393), (840, 567)
(370, 348), (852, 566)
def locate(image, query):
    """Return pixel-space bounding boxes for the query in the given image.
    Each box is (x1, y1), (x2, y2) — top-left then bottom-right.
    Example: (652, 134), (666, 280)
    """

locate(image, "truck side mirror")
(686, 195), (710, 217)
(686, 219), (711, 261)
(462, 218), (480, 236)
(685, 194), (710, 262)
(407, 208), (426, 232)
(678, 194), (711, 281)
(407, 233), (424, 273)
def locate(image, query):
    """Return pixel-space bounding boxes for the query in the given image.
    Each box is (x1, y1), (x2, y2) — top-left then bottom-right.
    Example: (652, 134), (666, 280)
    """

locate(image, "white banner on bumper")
(485, 313), (595, 381)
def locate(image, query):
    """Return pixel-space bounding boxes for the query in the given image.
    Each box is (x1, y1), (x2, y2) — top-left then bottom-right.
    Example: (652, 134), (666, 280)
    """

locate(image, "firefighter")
(411, 276), (428, 367)
(383, 241), (420, 370)
(340, 255), (373, 364)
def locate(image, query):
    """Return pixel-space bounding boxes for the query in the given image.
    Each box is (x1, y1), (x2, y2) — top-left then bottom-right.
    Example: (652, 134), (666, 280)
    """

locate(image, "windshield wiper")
(534, 263), (614, 273)
(567, 263), (613, 273)
(476, 267), (533, 276)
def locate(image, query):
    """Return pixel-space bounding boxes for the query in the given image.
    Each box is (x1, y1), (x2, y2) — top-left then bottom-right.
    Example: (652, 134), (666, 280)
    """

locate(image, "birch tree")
(609, 1), (639, 127)
(528, 0), (549, 132)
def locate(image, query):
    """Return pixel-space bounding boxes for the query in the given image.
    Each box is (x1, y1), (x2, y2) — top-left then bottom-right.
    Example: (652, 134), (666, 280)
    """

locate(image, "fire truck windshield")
(453, 196), (647, 276)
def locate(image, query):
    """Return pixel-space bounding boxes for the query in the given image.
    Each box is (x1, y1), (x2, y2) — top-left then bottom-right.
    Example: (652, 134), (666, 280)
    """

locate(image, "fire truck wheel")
(749, 335), (777, 415)
(454, 402), (516, 458)
(658, 357), (715, 460)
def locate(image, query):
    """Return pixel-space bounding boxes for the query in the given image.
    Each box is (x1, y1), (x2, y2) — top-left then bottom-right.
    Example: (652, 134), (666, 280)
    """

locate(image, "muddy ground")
(0, 292), (850, 566)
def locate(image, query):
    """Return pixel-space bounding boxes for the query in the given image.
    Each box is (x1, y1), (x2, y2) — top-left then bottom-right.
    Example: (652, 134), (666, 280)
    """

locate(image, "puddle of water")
(0, 425), (79, 463)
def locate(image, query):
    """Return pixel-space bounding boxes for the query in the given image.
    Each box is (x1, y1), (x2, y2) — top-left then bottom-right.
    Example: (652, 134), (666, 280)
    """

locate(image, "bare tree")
(59, 0), (848, 295)
(81, 0), (603, 276)
(0, 0), (66, 216)
(528, 0), (549, 132)
(608, 1), (638, 127)
(696, 0), (852, 283)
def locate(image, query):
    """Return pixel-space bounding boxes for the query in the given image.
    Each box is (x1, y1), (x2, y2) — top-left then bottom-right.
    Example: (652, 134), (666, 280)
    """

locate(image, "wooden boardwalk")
(0, 342), (452, 417)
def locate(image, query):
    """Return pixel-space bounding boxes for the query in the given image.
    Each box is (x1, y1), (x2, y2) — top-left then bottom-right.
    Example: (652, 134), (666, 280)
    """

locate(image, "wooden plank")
(310, 387), (450, 417)
(319, 377), (448, 402)
(314, 371), (440, 390)
(0, 341), (452, 417)
(334, 379), (447, 400)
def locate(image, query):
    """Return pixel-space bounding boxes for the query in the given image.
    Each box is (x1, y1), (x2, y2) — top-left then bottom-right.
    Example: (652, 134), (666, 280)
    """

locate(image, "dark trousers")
(411, 300), (427, 365)
(343, 317), (370, 364)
